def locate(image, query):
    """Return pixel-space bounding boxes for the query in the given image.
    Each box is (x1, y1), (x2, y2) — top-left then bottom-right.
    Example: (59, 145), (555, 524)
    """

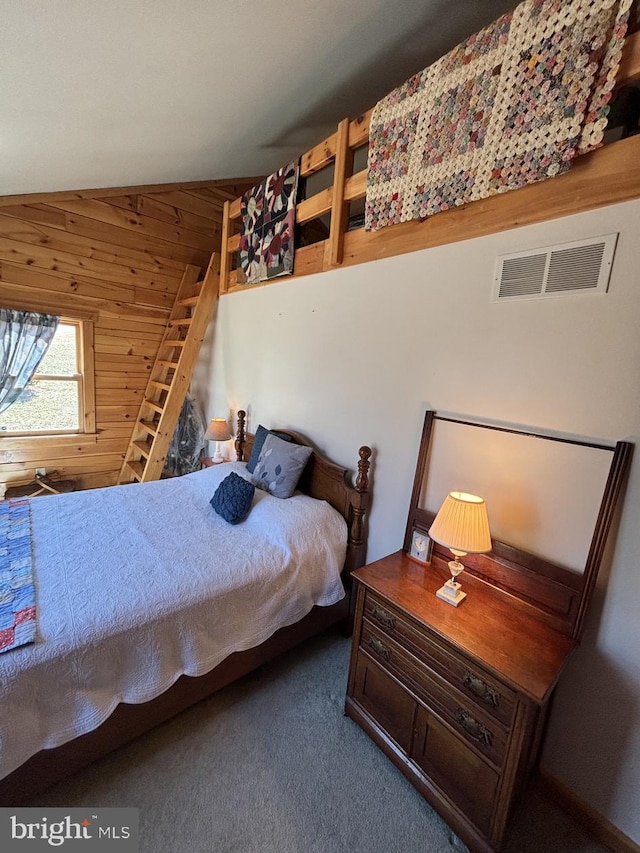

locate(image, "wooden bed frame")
(0, 411), (371, 805)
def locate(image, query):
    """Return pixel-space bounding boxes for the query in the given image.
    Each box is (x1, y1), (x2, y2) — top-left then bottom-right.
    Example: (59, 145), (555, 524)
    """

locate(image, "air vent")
(493, 234), (617, 302)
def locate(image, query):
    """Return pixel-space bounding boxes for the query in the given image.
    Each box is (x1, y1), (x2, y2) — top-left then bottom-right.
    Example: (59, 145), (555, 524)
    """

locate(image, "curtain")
(0, 309), (60, 415)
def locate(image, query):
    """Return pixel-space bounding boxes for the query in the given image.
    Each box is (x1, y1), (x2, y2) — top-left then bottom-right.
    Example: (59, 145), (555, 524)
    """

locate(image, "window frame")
(1, 317), (96, 438)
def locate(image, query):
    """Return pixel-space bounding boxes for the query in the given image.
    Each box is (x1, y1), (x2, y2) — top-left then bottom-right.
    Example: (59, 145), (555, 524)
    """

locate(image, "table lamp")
(205, 418), (232, 462)
(429, 491), (491, 607)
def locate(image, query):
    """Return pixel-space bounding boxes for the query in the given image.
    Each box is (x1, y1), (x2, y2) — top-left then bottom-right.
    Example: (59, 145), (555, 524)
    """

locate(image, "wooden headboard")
(234, 410), (372, 579)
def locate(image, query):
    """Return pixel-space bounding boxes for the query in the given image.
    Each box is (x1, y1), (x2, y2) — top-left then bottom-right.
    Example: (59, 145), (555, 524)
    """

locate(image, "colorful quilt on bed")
(365, 0), (632, 231)
(0, 498), (36, 653)
(238, 161), (299, 284)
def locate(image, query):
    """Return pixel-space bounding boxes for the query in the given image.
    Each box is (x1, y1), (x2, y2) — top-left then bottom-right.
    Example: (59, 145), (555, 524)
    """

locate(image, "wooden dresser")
(346, 551), (575, 852)
(345, 410), (632, 853)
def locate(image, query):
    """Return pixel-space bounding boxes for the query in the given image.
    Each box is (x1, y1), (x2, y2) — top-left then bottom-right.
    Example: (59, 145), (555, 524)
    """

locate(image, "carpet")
(26, 630), (610, 853)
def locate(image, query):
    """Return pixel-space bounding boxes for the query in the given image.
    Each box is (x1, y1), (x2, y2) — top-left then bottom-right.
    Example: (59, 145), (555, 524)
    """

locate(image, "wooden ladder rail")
(117, 255), (220, 484)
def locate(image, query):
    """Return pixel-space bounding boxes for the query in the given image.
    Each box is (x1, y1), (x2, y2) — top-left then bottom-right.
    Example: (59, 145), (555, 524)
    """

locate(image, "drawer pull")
(372, 604), (396, 630)
(463, 671), (501, 708)
(367, 636), (392, 662)
(456, 708), (493, 747)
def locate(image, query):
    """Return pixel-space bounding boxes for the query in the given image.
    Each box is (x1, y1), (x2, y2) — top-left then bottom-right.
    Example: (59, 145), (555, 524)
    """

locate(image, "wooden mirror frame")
(403, 410), (633, 640)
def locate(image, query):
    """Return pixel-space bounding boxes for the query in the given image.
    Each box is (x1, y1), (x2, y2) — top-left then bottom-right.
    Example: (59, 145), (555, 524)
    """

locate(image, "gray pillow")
(245, 424), (295, 473)
(252, 433), (312, 498)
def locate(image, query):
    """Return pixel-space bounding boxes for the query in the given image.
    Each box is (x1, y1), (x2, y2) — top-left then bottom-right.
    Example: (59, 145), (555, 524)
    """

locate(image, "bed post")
(235, 410), (246, 461)
(339, 445), (371, 635)
(346, 445), (371, 576)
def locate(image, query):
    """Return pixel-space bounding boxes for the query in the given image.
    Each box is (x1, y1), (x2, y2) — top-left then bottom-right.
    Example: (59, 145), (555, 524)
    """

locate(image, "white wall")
(193, 198), (640, 844)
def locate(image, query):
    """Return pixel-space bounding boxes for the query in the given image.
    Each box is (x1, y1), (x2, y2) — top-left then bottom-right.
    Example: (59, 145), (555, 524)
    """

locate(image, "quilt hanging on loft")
(365, 0), (632, 231)
(238, 161), (299, 284)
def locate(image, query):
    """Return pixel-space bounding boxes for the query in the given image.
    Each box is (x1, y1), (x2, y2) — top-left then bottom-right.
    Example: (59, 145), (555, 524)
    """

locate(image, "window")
(0, 319), (95, 436)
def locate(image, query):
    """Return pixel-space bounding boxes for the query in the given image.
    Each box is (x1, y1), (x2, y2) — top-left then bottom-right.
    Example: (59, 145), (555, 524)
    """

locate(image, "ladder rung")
(126, 461), (144, 481)
(118, 262), (209, 488)
(133, 441), (152, 459)
(138, 420), (158, 436)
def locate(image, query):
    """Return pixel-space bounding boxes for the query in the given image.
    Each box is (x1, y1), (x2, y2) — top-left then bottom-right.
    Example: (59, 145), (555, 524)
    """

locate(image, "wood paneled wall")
(0, 179), (255, 492)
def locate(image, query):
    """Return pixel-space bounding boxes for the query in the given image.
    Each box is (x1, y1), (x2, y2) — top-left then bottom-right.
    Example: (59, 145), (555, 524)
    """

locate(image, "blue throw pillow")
(245, 424), (295, 473)
(210, 472), (255, 524)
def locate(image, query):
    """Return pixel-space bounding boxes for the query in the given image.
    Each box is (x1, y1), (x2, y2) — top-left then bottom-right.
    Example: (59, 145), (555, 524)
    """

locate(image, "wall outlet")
(35, 467), (47, 476)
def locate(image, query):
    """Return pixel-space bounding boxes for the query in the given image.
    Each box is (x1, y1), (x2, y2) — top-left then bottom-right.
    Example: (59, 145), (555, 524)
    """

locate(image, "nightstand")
(199, 457), (226, 469)
(345, 551), (576, 853)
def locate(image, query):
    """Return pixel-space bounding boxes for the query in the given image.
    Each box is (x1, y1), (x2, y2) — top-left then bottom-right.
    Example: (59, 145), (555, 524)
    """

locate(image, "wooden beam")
(325, 118), (354, 268)
(80, 319), (96, 434)
(219, 201), (232, 296)
(349, 109), (373, 149)
(300, 131), (338, 177)
(344, 170), (367, 203)
(297, 187), (333, 224)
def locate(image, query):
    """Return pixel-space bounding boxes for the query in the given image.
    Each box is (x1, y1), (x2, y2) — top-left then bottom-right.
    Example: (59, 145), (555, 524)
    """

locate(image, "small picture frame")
(409, 529), (433, 564)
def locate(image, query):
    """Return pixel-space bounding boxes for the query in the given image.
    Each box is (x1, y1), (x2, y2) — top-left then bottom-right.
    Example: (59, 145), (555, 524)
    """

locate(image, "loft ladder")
(117, 255), (220, 484)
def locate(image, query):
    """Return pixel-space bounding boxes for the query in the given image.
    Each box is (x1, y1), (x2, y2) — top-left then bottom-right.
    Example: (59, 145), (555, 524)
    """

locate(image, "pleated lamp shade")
(429, 491), (491, 555)
(205, 418), (232, 462)
(204, 418), (232, 442)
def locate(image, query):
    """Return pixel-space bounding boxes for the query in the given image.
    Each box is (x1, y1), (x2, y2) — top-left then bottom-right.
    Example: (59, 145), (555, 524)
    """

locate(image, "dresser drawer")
(361, 619), (508, 768)
(352, 647), (417, 754)
(364, 590), (516, 727)
(412, 703), (498, 837)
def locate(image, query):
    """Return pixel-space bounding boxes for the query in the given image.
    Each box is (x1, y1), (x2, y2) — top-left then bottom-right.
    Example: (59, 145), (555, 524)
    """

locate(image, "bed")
(0, 411), (371, 804)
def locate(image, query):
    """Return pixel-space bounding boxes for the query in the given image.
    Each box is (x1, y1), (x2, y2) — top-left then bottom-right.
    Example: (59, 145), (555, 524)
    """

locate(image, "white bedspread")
(0, 462), (347, 780)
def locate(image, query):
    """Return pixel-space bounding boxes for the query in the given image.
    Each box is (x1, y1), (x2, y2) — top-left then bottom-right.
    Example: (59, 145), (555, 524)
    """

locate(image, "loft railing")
(220, 29), (640, 296)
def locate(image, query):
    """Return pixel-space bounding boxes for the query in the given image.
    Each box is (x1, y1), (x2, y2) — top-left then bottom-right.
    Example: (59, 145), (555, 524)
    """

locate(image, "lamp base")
(436, 580), (467, 607)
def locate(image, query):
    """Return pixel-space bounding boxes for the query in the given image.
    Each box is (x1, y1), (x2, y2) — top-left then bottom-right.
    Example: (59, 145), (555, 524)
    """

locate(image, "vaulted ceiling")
(2, 0), (517, 197)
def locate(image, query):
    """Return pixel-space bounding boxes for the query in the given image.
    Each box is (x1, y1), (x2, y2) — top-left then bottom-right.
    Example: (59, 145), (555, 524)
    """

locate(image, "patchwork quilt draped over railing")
(238, 161), (300, 284)
(365, 0), (633, 231)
